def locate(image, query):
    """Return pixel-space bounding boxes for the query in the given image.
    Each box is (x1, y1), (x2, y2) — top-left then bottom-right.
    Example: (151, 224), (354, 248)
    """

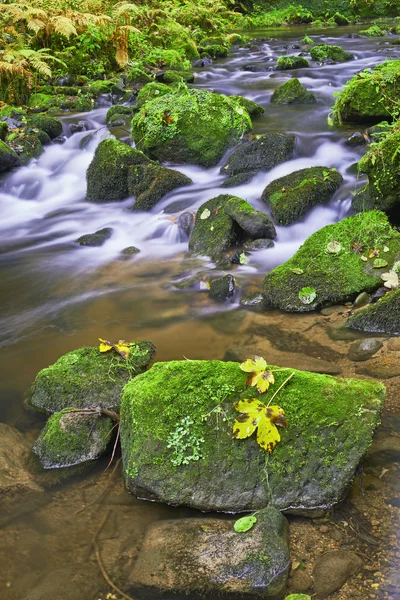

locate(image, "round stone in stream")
(348, 338), (383, 361)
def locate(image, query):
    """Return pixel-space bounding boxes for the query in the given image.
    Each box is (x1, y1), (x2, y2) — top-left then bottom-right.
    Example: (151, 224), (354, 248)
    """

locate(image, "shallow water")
(1, 23), (400, 600)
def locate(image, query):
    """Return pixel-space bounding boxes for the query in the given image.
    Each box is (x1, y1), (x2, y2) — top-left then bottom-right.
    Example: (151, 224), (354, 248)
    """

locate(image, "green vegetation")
(276, 55), (310, 70)
(310, 43), (353, 62)
(270, 78), (316, 104)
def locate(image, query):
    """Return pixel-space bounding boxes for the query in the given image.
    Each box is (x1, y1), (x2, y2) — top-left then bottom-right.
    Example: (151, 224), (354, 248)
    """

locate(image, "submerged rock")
(220, 133), (295, 187)
(310, 44), (353, 63)
(33, 409), (114, 469)
(29, 342), (156, 413)
(348, 338), (383, 361)
(120, 360), (384, 513)
(263, 211), (400, 312)
(346, 289), (400, 335)
(276, 55), (310, 70)
(209, 274), (236, 300)
(131, 82), (252, 167)
(271, 78), (316, 104)
(76, 227), (113, 246)
(188, 194), (276, 259)
(261, 167), (343, 225)
(128, 506), (290, 600)
(0, 139), (20, 172)
(312, 550), (363, 597)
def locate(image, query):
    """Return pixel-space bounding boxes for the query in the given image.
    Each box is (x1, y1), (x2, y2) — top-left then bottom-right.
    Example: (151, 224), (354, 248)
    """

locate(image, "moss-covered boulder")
(270, 78), (316, 105)
(33, 410), (114, 469)
(29, 341), (156, 413)
(276, 56), (310, 70)
(120, 360), (384, 512)
(263, 211), (400, 311)
(310, 44), (353, 62)
(76, 227), (113, 247)
(28, 92), (93, 113)
(162, 70), (194, 84)
(131, 83), (252, 167)
(86, 138), (191, 208)
(105, 105), (134, 124)
(7, 133), (43, 165)
(0, 139), (20, 172)
(128, 506), (290, 599)
(189, 195), (276, 259)
(230, 95), (265, 116)
(359, 25), (388, 36)
(356, 124), (400, 213)
(27, 115), (62, 140)
(261, 167), (343, 225)
(220, 133), (296, 187)
(136, 82), (171, 108)
(333, 61), (400, 124)
(346, 289), (400, 334)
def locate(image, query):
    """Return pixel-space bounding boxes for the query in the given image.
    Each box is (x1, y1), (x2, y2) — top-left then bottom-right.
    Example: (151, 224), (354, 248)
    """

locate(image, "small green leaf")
(373, 258), (388, 268)
(326, 240), (341, 254)
(291, 268), (304, 275)
(239, 252), (249, 265)
(299, 287), (316, 305)
(233, 515), (257, 533)
(200, 208), (211, 220)
(383, 246), (389, 252)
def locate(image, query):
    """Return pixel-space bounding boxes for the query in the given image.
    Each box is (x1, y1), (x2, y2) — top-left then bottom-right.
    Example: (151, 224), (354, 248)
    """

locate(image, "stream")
(1, 23), (400, 600)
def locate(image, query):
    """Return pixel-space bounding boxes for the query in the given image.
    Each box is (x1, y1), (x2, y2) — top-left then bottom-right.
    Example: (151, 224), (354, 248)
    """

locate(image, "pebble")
(320, 525), (330, 533)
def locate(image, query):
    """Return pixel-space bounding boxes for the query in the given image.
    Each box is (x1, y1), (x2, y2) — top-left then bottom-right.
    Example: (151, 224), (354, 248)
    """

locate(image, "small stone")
(387, 338), (400, 351)
(290, 569), (313, 592)
(76, 227), (113, 247)
(348, 338), (383, 361)
(331, 528), (343, 541)
(121, 246), (140, 256)
(345, 132), (366, 147)
(353, 291), (370, 309)
(320, 525), (330, 533)
(209, 274), (236, 301)
(313, 550), (363, 597)
(177, 212), (195, 236)
(240, 292), (270, 311)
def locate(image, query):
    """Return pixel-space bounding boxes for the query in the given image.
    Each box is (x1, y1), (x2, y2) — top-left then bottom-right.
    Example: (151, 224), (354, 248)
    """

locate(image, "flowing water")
(1, 24), (400, 599)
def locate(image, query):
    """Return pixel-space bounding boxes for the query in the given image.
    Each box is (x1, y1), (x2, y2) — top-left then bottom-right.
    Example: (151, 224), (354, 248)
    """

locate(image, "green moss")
(136, 82), (172, 108)
(28, 92), (93, 113)
(0, 139), (20, 172)
(346, 288), (400, 334)
(29, 342), (156, 414)
(131, 83), (252, 167)
(120, 360), (385, 512)
(230, 95), (265, 116)
(270, 78), (316, 104)
(7, 133), (43, 165)
(163, 70), (194, 84)
(263, 211), (400, 311)
(276, 55), (310, 70)
(310, 44), (353, 62)
(0, 121), (8, 141)
(333, 12), (350, 25)
(285, 595), (312, 600)
(333, 60), (400, 124)
(0, 105), (26, 118)
(261, 167), (343, 225)
(33, 409), (114, 469)
(359, 25), (388, 36)
(87, 80), (115, 97)
(126, 67), (153, 85)
(106, 105), (134, 124)
(27, 115), (62, 140)
(128, 162), (192, 211)
(197, 44), (228, 58)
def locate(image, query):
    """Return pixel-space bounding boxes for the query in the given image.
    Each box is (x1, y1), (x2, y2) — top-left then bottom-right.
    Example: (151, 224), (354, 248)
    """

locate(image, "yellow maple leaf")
(240, 356), (274, 393)
(114, 340), (130, 360)
(233, 398), (287, 453)
(98, 338), (113, 353)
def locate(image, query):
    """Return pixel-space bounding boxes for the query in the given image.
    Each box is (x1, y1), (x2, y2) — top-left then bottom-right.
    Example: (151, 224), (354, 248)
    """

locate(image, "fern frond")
(113, 2), (139, 15)
(49, 16), (78, 38)
(27, 18), (46, 34)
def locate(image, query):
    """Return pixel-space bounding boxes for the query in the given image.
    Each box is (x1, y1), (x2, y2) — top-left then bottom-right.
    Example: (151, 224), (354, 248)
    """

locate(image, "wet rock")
(230, 95), (265, 116)
(0, 423), (43, 526)
(86, 138), (192, 207)
(27, 115), (63, 140)
(244, 238), (275, 250)
(106, 104), (134, 125)
(276, 55), (310, 69)
(353, 291), (369, 309)
(345, 132), (366, 146)
(23, 565), (102, 600)
(290, 569), (313, 592)
(121, 245), (141, 256)
(162, 70), (194, 84)
(239, 292), (270, 310)
(76, 227), (113, 246)
(189, 194), (276, 259)
(364, 429), (400, 466)
(355, 354), (400, 378)
(346, 289), (400, 334)
(310, 44), (353, 63)
(29, 342), (156, 413)
(348, 338), (383, 361)
(7, 133), (43, 165)
(70, 121), (88, 134)
(271, 78), (316, 104)
(387, 337), (400, 350)
(128, 506), (290, 599)
(312, 550), (363, 597)
(371, 286), (388, 303)
(33, 410), (114, 469)
(131, 82), (251, 167)
(263, 211), (400, 312)
(366, 121), (391, 142)
(209, 274), (236, 300)
(0, 139), (21, 172)
(261, 167), (343, 226)
(177, 211), (195, 236)
(220, 133), (295, 186)
(192, 57), (213, 67)
(120, 360), (384, 512)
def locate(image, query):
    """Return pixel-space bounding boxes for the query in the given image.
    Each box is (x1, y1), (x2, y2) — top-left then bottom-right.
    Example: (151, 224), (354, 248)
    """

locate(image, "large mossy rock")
(263, 211), (400, 312)
(220, 133), (295, 187)
(333, 61), (400, 123)
(120, 360), (384, 513)
(33, 410), (114, 469)
(188, 194), (276, 259)
(86, 138), (191, 208)
(131, 83), (252, 167)
(271, 78), (316, 105)
(128, 506), (290, 599)
(0, 139), (20, 171)
(261, 167), (343, 225)
(27, 114), (63, 140)
(310, 44), (353, 62)
(29, 341), (156, 413)
(7, 133), (43, 165)
(346, 289), (400, 335)
(276, 56), (310, 70)
(356, 125), (400, 214)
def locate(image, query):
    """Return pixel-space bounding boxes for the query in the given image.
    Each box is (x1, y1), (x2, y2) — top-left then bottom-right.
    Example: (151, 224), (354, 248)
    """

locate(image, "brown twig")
(93, 510), (136, 600)
(75, 458), (122, 515)
(106, 425), (120, 470)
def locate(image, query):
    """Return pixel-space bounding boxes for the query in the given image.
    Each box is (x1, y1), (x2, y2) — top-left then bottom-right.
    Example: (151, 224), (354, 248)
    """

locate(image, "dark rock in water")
(352, 291), (369, 309)
(220, 133), (295, 186)
(312, 551), (363, 597)
(193, 57), (213, 67)
(177, 211), (195, 236)
(0, 423), (43, 527)
(52, 135), (66, 144)
(276, 55), (310, 70)
(355, 354), (400, 378)
(129, 161), (191, 211)
(240, 292), (270, 310)
(29, 342), (156, 413)
(70, 121), (88, 134)
(209, 274), (236, 300)
(128, 507), (290, 600)
(348, 338), (383, 361)
(271, 78), (316, 104)
(345, 132), (366, 146)
(241, 64), (263, 72)
(28, 115), (63, 140)
(310, 44), (353, 62)
(33, 410), (114, 469)
(0, 139), (21, 172)
(76, 227), (113, 247)
(106, 104), (134, 124)
(244, 238), (275, 250)
(220, 171), (257, 187)
(371, 287), (388, 303)
(121, 245), (141, 256)
(262, 166), (343, 225)
(263, 211), (400, 312)
(35, 129), (51, 145)
(189, 194), (276, 259)
(346, 289), (400, 334)
(120, 360), (384, 513)
(23, 565), (103, 600)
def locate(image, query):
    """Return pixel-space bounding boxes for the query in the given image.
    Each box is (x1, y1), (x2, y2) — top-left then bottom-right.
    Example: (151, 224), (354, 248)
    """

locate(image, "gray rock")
(209, 274), (236, 300)
(240, 292), (270, 310)
(312, 550), (363, 597)
(244, 238), (275, 250)
(364, 430), (400, 466)
(177, 211), (195, 236)
(76, 227), (113, 247)
(346, 288), (400, 334)
(345, 132), (366, 146)
(121, 245), (141, 256)
(128, 506), (290, 599)
(347, 338), (383, 361)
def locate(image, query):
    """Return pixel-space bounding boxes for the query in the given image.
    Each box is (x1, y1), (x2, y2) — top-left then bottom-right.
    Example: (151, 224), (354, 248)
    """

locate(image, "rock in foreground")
(128, 506), (290, 599)
(271, 78), (316, 104)
(120, 360), (384, 513)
